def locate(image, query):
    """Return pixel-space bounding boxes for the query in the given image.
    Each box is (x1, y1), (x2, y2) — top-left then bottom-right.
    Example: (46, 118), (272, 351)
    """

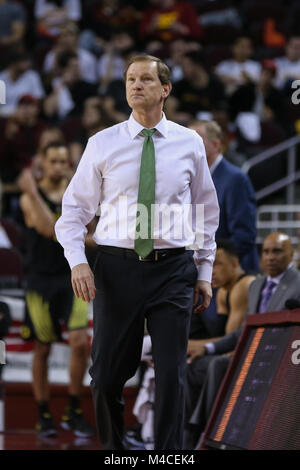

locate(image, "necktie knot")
(258, 280), (277, 313)
(142, 128), (156, 138)
(266, 280), (276, 290)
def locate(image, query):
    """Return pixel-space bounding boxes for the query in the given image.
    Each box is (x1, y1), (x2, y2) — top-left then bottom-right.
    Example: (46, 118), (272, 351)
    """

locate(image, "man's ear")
(162, 82), (172, 99)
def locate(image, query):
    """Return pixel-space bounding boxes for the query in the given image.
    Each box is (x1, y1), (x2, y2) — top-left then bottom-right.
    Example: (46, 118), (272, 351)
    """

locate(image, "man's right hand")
(71, 263), (96, 302)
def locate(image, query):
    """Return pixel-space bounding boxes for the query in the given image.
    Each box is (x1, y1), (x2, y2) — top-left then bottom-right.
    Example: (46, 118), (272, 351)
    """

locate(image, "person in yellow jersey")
(19, 142), (95, 438)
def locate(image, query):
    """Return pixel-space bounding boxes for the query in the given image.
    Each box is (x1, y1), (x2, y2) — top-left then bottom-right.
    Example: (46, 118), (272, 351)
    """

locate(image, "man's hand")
(71, 263), (96, 302)
(187, 339), (207, 364)
(17, 168), (39, 197)
(193, 280), (212, 314)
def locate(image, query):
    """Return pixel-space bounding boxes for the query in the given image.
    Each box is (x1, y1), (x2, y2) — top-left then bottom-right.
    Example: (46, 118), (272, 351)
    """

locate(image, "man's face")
(233, 38), (253, 61)
(261, 235), (293, 277)
(58, 29), (77, 49)
(126, 61), (170, 112)
(42, 147), (69, 183)
(181, 56), (198, 80)
(212, 249), (237, 289)
(17, 102), (39, 124)
(286, 37), (300, 62)
(13, 59), (31, 76)
(259, 68), (275, 86)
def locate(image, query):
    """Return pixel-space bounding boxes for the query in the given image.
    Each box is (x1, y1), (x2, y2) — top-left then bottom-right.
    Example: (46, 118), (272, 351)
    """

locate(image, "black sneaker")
(61, 407), (95, 438)
(36, 412), (57, 437)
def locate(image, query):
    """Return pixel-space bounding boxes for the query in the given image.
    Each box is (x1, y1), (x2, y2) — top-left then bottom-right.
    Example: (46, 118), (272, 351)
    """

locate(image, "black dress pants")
(89, 249), (198, 450)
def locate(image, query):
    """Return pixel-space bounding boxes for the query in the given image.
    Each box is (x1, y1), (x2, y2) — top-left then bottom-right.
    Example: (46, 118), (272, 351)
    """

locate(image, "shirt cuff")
(205, 342), (216, 355)
(196, 261), (213, 282)
(65, 250), (89, 270)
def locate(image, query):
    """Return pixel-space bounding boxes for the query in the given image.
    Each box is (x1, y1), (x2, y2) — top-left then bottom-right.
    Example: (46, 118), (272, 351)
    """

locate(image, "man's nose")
(133, 80), (143, 89)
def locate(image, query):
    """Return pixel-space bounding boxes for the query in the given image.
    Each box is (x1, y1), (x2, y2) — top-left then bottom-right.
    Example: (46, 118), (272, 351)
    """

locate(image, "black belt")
(98, 245), (186, 262)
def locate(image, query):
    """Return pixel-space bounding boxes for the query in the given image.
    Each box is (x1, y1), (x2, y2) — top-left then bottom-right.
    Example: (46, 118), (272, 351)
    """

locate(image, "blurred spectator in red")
(274, 35), (300, 90)
(43, 51), (98, 120)
(43, 22), (98, 84)
(165, 51), (226, 126)
(0, 95), (46, 185)
(0, 0), (26, 52)
(34, 0), (81, 43)
(0, 50), (45, 117)
(139, 0), (202, 44)
(215, 36), (261, 96)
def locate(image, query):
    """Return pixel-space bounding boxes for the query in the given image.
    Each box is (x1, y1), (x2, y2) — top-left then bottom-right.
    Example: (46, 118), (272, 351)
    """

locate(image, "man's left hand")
(193, 280), (212, 314)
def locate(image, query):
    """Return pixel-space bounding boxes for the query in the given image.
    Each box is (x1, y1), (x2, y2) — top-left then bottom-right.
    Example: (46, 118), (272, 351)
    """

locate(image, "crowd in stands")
(0, 0), (300, 321)
(1, 0), (300, 447)
(1, 1), (300, 194)
(0, 4), (300, 302)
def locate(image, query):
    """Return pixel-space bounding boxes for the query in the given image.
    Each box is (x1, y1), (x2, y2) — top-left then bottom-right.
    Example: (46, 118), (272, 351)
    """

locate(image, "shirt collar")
(267, 264), (293, 285)
(209, 154), (223, 175)
(127, 112), (168, 139)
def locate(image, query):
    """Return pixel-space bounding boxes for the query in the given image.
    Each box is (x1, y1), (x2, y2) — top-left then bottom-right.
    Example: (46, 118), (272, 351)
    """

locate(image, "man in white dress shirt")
(55, 55), (219, 450)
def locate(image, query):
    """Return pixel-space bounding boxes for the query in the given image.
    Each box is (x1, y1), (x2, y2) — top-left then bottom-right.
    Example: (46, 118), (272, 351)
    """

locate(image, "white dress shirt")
(209, 154), (223, 175)
(55, 113), (219, 282)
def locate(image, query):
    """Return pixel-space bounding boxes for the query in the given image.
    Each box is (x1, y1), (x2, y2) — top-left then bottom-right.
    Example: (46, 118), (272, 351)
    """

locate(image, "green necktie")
(134, 128), (156, 258)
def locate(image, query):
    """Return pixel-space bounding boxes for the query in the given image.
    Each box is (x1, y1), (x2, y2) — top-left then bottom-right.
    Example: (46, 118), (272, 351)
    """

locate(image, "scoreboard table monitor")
(201, 310), (300, 450)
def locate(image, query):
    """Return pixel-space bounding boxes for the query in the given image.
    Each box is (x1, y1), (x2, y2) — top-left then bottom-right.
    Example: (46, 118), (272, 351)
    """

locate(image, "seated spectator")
(166, 38), (202, 83)
(34, 0), (81, 43)
(215, 36), (261, 95)
(0, 50), (45, 117)
(43, 22), (98, 84)
(62, 97), (115, 167)
(31, 126), (66, 180)
(166, 51), (226, 125)
(229, 59), (287, 131)
(187, 240), (256, 362)
(43, 51), (98, 120)
(99, 47), (139, 123)
(139, 0), (202, 44)
(184, 232), (300, 449)
(274, 35), (300, 91)
(79, 0), (140, 52)
(98, 31), (136, 91)
(0, 0), (26, 54)
(0, 94), (46, 186)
